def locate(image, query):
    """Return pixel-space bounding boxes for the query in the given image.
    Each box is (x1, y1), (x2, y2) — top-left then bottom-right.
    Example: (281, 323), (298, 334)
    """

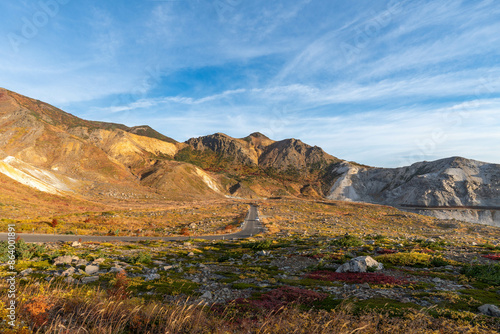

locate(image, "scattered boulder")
(61, 267), (76, 277)
(64, 277), (77, 284)
(478, 304), (500, 317)
(53, 255), (79, 265)
(256, 250), (270, 256)
(20, 268), (33, 276)
(109, 267), (125, 274)
(336, 256), (383, 273)
(144, 273), (161, 281)
(80, 276), (99, 284)
(85, 265), (99, 275)
(75, 259), (89, 267)
(200, 291), (212, 300)
(160, 265), (174, 271)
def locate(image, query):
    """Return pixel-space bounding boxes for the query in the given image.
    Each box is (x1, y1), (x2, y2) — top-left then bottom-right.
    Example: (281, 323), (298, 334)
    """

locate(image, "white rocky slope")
(327, 157), (500, 226)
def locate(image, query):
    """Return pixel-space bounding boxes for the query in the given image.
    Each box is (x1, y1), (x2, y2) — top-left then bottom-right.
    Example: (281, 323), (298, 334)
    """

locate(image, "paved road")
(0, 205), (265, 243)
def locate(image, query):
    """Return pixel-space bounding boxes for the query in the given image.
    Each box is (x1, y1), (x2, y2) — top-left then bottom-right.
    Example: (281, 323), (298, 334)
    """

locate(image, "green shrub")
(461, 263), (500, 285)
(376, 252), (431, 267)
(248, 240), (273, 250)
(331, 235), (363, 247)
(429, 255), (450, 267)
(128, 252), (152, 264)
(376, 252), (453, 268)
(0, 240), (46, 262)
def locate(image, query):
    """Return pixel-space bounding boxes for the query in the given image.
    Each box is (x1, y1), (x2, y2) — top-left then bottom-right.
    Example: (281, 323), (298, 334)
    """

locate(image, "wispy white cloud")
(1, 0), (499, 166)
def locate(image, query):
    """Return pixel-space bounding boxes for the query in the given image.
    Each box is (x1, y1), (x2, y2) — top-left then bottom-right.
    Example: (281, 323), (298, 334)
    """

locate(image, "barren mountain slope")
(327, 157), (500, 207)
(0, 88), (220, 200)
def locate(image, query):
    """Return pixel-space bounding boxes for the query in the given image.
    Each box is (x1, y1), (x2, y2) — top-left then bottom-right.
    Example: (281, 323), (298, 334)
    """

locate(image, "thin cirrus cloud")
(0, 0), (499, 167)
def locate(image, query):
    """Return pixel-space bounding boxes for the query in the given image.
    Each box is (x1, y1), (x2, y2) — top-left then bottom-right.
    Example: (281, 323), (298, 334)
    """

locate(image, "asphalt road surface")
(0, 205), (265, 243)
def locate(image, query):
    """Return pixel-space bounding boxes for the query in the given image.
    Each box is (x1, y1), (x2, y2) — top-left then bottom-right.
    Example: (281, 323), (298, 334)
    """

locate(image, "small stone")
(71, 241), (81, 247)
(187, 252), (195, 257)
(61, 267), (76, 277)
(80, 276), (99, 284)
(256, 250), (270, 256)
(242, 254), (252, 260)
(360, 283), (370, 289)
(20, 268), (33, 276)
(75, 259), (88, 267)
(161, 265), (174, 271)
(432, 277), (442, 283)
(109, 267), (125, 274)
(144, 273), (161, 281)
(85, 265), (99, 275)
(478, 304), (500, 317)
(200, 291), (212, 300)
(92, 258), (106, 265)
(64, 277), (77, 284)
(197, 263), (208, 269)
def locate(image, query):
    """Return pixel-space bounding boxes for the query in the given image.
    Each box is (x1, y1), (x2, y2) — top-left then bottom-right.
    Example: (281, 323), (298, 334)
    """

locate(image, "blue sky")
(1, 0), (500, 167)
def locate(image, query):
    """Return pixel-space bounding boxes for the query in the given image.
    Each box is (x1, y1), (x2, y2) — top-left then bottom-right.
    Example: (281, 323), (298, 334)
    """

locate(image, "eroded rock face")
(186, 133), (339, 171)
(336, 256), (383, 273)
(327, 157), (500, 225)
(187, 133), (260, 165)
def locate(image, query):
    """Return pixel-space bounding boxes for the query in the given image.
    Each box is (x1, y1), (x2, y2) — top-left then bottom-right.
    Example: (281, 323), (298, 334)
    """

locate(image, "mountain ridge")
(1, 88), (499, 225)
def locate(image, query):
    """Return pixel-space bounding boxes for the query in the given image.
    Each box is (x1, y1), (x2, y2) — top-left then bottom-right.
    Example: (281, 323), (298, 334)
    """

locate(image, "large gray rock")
(20, 268), (33, 276)
(85, 265), (99, 275)
(64, 277), (77, 284)
(109, 267), (125, 274)
(478, 304), (500, 317)
(200, 291), (212, 300)
(144, 273), (161, 281)
(336, 256), (383, 273)
(326, 158), (500, 226)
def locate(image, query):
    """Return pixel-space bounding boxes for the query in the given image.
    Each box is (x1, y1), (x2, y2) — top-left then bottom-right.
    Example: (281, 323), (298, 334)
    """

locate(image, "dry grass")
(0, 200), (248, 236)
(258, 199), (500, 245)
(1, 280), (498, 333)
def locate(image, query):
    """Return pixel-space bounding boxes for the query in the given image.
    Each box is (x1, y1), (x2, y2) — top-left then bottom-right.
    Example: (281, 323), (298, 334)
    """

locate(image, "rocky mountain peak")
(247, 132), (269, 139)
